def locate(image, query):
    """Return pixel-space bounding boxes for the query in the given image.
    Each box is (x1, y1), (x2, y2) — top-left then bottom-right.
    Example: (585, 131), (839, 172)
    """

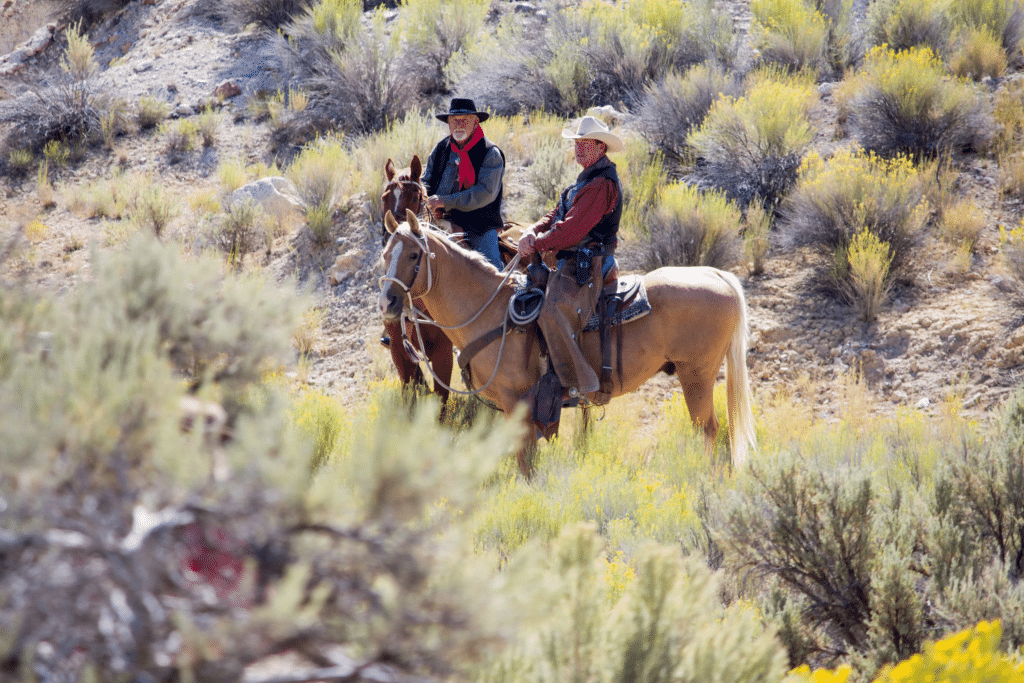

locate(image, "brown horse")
(379, 210), (756, 476)
(379, 156), (454, 408)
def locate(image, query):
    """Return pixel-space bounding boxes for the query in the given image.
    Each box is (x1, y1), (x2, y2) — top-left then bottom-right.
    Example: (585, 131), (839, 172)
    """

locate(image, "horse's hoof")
(380, 336), (391, 348)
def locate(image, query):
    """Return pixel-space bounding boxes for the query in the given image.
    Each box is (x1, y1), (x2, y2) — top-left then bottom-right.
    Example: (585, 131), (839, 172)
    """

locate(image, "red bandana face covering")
(452, 125), (485, 189)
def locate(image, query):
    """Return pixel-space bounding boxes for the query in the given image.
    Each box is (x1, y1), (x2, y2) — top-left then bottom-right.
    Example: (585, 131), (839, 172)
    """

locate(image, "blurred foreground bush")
(0, 236), (520, 681)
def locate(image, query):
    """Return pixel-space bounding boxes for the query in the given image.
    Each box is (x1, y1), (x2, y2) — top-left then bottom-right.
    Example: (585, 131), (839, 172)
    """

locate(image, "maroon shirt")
(533, 176), (620, 253)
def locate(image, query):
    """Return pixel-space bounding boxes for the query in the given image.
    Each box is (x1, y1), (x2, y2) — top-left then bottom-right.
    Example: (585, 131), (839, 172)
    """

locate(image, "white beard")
(452, 129), (471, 143)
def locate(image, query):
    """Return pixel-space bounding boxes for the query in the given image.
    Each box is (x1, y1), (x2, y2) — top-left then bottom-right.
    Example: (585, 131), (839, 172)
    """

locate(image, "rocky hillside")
(1, 0), (1021, 426)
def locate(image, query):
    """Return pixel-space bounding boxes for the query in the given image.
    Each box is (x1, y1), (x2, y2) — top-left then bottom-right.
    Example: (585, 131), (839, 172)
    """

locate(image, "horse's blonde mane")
(396, 221), (501, 275)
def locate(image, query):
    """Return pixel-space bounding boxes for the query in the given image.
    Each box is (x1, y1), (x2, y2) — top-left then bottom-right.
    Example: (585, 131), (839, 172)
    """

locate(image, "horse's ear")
(406, 209), (421, 235)
(384, 158), (396, 181)
(410, 155), (422, 182)
(384, 210), (399, 234)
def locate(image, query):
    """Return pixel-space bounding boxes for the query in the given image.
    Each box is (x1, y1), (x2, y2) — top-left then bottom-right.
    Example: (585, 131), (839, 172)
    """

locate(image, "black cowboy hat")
(435, 97), (490, 123)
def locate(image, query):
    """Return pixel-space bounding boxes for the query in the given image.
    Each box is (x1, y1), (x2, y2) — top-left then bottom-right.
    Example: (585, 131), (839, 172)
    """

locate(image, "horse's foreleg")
(385, 320), (418, 386)
(427, 330), (453, 413)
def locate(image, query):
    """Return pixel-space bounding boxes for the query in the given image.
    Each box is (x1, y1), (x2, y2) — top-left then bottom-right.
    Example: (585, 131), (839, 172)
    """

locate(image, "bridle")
(381, 177), (428, 223)
(379, 225), (524, 396)
(379, 226), (433, 298)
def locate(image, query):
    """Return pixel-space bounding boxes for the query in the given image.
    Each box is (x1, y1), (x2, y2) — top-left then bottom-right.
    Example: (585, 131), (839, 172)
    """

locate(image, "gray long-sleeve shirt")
(422, 138), (505, 215)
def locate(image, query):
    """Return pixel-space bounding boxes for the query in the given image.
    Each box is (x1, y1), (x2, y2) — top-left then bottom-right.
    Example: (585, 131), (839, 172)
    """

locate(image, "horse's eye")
(409, 251), (419, 260)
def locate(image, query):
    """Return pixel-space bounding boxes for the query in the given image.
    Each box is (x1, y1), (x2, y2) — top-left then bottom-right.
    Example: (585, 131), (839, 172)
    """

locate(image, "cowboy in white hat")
(517, 115), (625, 403)
(421, 97), (506, 270)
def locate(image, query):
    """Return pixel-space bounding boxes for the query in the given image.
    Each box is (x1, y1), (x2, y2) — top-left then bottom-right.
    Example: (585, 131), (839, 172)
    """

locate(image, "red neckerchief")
(451, 125), (485, 189)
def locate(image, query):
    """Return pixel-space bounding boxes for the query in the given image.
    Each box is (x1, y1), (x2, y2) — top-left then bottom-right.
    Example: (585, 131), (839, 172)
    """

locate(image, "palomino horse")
(379, 155), (454, 408)
(379, 210), (757, 476)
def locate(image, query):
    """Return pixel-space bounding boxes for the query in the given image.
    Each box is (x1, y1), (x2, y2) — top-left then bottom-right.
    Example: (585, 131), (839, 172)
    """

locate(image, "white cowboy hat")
(561, 115), (624, 153)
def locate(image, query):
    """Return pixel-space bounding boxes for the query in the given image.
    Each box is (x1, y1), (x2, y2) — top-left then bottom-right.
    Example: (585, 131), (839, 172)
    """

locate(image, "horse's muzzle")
(378, 285), (404, 321)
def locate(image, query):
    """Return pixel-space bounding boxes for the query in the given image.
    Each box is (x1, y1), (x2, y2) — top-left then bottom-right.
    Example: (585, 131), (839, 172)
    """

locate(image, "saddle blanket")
(583, 274), (651, 332)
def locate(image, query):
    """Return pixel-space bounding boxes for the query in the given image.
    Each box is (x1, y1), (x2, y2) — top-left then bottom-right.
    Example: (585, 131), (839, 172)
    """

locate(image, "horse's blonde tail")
(721, 271), (756, 469)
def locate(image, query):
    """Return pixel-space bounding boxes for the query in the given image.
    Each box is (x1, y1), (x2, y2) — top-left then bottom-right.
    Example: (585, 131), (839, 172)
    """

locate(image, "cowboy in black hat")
(421, 97), (506, 270)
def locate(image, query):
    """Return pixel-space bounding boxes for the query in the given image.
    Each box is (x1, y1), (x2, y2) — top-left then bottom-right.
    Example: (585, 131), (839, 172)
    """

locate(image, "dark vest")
(424, 136), (504, 236)
(553, 157), (622, 247)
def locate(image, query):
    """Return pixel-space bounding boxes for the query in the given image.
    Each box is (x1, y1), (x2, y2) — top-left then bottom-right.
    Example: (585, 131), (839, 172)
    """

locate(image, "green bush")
(938, 198), (985, 254)
(832, 228), (893, 322)
(195, 107), (220, 147)
(993, 78), (1024, 156)
(851, 46), (991, 160)
(286, 135), (348, 216)
(751, 0), (830, 75)
(399, 0), (490, 94)
(714, 456), (876, 658)
(99, 97), (133, 149)
(479, 524), (788, 683)
(215, 198), (267, 267)
(569, 0), (736, 110)
(446, 15), (556, 117)
(781, 146), (929, 292)
(130, 182), (180, 238)
(0, 235), (305, 474)
(619, 143), (668, 242)
(137, 94), (171, 130)
(270, 4), (418, 148)
(950, 27), (1008, 79)
(226, 0), (316, 30)
(5, 148), (35, 179)
(64, 173), (133, 219)
(161, 117), (199, 159)
(525, 139), (577, 216)
(865, 0), (953, 55)
(637, 63), (737, 163)
(949, 0), (1024, 67)
(640, 181), (742, 270)
(0, 239), (523, 681)
(0, 23), (111, 157)
(744, 201), (773, 275)
(451, 0), (734, 117)
(686, 67), (816, 212)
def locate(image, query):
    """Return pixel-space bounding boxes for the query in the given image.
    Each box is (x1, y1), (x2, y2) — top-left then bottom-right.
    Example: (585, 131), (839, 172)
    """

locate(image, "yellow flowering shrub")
(785, 663), (853, 683)
(689, 68), (816, 163)
(286, 386), (350, 470)
(862, 46), (949, 118)
(852, 45), (987, 159)
(838, 227), (893, 321)
(876, 621), (1024, 683)
(751, 0), (830, 72)
(789, 146), (928, 271)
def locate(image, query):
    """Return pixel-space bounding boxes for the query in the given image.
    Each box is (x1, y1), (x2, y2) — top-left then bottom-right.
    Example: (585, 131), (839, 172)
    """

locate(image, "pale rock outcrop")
(226, 177), (305, 221)
(0, 22), (57, 76)
(330, 248), (368, 286)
